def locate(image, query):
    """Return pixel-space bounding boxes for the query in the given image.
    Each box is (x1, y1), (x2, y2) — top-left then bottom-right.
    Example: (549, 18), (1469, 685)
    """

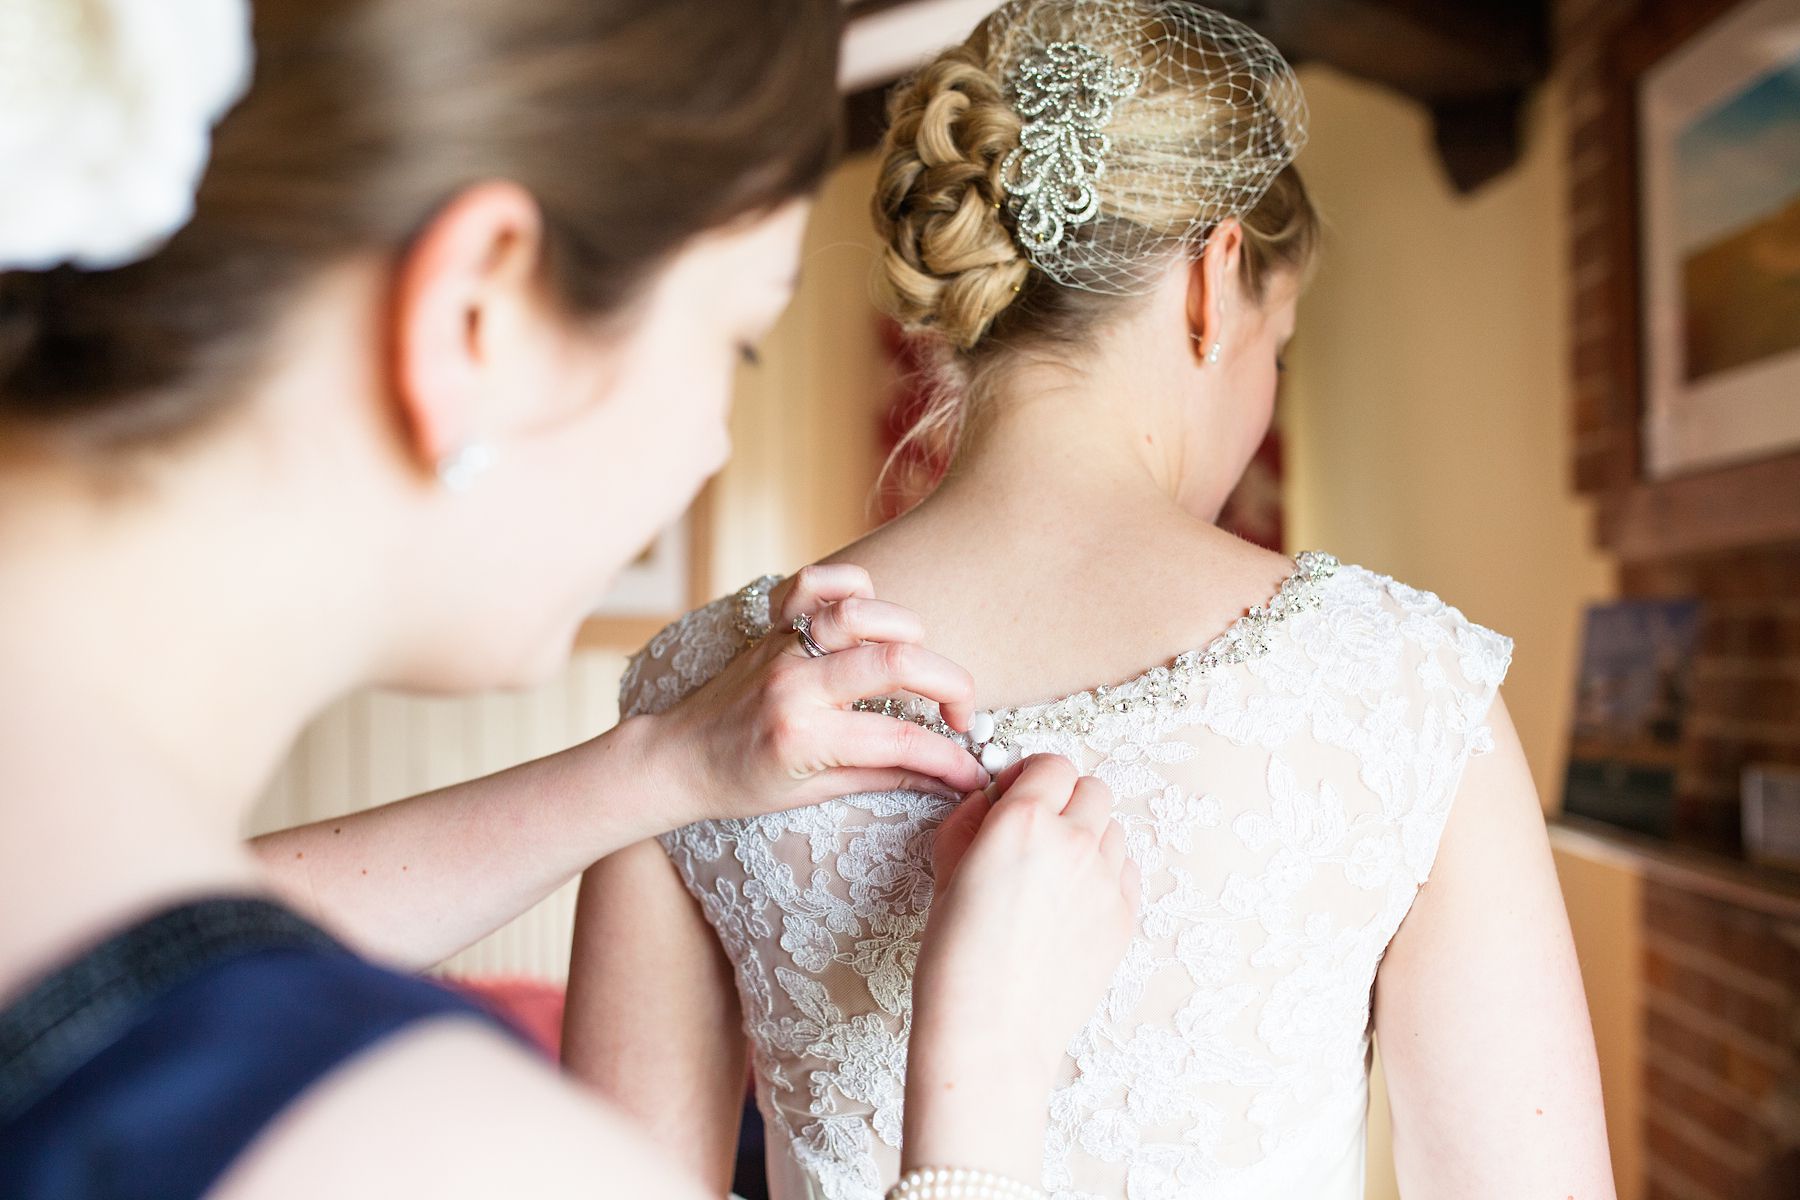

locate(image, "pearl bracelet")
(885, 1166), (1048, 1200)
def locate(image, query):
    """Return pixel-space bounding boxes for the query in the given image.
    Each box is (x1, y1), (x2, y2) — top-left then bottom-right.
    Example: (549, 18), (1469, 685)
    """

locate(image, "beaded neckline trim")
(735, 549), (1339, 768)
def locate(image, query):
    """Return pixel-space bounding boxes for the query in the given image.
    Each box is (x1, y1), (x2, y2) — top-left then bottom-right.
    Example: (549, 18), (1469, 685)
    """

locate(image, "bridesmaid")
(0, 2), (1134, 1198)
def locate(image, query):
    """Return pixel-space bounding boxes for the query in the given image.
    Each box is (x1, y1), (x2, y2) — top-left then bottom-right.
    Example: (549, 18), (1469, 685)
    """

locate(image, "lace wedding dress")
(622, 551), (1512, 1200)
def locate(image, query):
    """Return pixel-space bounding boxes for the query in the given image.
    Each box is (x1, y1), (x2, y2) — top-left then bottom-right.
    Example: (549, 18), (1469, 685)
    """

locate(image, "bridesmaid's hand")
(903, 755), (1139, 1183)
(642, 564), (989, 829)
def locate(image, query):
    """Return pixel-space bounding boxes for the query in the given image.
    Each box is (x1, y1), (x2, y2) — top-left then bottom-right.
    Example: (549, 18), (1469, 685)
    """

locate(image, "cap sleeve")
(617, 577), (775, 720)
(1381, 577), (1515, 884)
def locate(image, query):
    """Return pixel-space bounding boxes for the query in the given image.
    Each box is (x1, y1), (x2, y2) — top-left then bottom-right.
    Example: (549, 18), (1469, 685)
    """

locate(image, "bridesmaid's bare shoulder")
(213, 1019), (709, 1200)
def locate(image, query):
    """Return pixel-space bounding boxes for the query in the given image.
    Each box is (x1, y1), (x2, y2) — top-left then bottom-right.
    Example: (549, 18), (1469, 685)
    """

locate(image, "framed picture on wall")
(1636, 0), (1800, 479)
(578, 489), (713, 650)
(1562, 598), (1702, 839)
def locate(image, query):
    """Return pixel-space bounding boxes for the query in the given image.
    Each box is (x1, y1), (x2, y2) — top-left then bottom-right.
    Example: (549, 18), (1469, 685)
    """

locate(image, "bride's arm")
(561, 838), (748, 1193)
(1372, 695), (1616, 1197)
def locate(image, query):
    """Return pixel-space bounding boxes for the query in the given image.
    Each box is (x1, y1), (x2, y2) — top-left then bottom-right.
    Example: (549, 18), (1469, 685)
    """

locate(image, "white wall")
(1282, 67), (1616, 801)
(1280, 66), (1636, 1198)
(709, 151), (893, 588)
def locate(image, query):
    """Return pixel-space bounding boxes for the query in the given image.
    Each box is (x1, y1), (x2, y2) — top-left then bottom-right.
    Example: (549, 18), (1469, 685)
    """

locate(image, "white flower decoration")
(0, 0), (254, 272)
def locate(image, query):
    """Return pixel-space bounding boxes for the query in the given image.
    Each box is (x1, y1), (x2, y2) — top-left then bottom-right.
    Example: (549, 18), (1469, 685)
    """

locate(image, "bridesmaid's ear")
(387, 180), (548, 481)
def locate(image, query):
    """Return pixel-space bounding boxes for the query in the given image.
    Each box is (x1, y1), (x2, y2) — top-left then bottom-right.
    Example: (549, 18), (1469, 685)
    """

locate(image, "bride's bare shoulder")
(1162, 524), (1300, 596)
(814, 512), (1314, 706)
(828, 504), (1293, 596)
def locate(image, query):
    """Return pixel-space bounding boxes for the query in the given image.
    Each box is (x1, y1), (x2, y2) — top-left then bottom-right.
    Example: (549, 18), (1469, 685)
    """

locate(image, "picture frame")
(1636, 0), (1800, 479)
(1584, 0), (1800, 560)
(577, 485), (714, 651)
(1562, 598), (1703, 839)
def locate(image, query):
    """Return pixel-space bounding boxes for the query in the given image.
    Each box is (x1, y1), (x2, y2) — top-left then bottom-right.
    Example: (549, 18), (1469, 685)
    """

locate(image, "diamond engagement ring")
(792, 612), (829, 658)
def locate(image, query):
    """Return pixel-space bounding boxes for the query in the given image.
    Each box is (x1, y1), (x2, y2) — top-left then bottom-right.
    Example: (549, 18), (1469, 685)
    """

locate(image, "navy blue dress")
(0, 897), (510, 1200)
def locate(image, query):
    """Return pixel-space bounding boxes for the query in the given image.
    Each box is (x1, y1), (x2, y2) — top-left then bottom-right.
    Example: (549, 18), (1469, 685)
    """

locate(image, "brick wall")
(1558, 0), (1800, 846)
(1623, 550), (1800, 848)
(1640, 885), (1800, 1197)
(1556, 0), (1800, 1193)
(1560, 0), (1638, 497)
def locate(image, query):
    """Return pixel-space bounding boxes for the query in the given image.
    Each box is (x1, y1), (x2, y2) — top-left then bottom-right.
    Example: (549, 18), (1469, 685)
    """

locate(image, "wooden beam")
(844, 82), (894, 156)
(840, 0), (998, 91)
(1596, 452), (1800, 563)
(1255, 0), (1543, 99)
(840, 0), (1550, 191)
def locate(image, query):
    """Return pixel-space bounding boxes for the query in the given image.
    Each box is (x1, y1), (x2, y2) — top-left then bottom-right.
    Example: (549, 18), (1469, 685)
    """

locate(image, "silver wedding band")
(792, 612), (830, 658)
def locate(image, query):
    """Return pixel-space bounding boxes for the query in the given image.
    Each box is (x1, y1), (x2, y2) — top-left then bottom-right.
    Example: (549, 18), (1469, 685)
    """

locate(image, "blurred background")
(245, 1), (1800, 1196)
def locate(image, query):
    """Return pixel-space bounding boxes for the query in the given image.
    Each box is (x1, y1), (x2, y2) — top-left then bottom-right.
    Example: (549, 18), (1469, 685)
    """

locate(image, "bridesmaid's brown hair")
(0, 0), (842, 449)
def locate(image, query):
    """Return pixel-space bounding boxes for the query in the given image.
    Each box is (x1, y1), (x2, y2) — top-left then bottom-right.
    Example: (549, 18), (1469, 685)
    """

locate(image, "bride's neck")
(0, 451), (373, 994)
(928, 361), (1192, 524)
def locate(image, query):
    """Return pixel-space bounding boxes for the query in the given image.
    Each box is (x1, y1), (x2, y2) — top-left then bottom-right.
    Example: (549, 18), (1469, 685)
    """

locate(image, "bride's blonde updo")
(873, 38), (1033, 353)
(872, 0), (1319, 482)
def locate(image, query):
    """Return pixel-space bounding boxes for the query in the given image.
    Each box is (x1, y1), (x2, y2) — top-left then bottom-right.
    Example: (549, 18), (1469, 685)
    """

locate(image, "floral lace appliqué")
(627, 558), (1512, 1200)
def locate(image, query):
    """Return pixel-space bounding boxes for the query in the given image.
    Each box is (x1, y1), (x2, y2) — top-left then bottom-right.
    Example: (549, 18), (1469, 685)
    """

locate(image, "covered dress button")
(979, 741), (1010, 775)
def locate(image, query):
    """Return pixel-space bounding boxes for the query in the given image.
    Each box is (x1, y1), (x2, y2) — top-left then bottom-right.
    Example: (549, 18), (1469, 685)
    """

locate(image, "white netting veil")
(987, 0), (1308, 294)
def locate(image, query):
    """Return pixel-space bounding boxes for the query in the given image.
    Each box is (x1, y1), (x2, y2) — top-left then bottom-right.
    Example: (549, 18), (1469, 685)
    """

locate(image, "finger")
(771, 563), (876, 624)
(954, 785), (995, 827)
(991, 753), (1080, 816)
(1099, 816), (1128, 870)
(803, 599), (975, 731)
(1061, 776), (1114, 835)
(816, 642), (977, 731)
(806, 596), (924, 653)
(929, 787), (995, 882)
(1120, 857), (1144, 916)
(768, 618), (824, 662)
(936, 696), (975, 736)
(983, 757), (1033, 802)
(827, 710), (989, 794)
(815, 767), (969, 801)
(933, 788), (991, 842)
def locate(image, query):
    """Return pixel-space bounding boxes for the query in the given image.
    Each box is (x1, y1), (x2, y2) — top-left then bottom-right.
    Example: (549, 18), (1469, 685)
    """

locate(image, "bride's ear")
(387, 181), (547, 478)
(1185, 219), (1245, 362)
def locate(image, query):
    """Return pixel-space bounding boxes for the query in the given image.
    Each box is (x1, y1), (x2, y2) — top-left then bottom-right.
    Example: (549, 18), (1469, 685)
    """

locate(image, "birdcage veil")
(986, 0), (1308, 294)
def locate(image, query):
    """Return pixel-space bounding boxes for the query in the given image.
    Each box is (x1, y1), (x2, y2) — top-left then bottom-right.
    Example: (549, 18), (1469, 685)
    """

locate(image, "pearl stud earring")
(438, 443), (495, 493)
(1206, 341), (1221, 364)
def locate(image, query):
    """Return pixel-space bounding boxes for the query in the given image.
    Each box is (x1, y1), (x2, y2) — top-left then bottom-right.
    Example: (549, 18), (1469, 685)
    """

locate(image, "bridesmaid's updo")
(0, 0), (841, 450)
